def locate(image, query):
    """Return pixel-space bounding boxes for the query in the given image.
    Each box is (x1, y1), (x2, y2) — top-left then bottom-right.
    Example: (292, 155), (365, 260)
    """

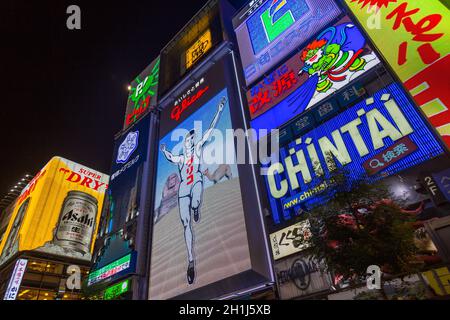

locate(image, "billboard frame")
(151, 42), (274, 300)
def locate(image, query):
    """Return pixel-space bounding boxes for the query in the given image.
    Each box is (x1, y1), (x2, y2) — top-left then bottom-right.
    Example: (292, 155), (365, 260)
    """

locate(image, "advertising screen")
(104, 278), (131, 300)
(185, 29), (213, 70)
(88, 252), (136, 286)
(90, 114), (151, 286)
(100, 114), (150, 236)
(0, 157), (109, 265)
(345, 0), (450, 148)
(149, 54), (271, 300)
(248, 16), (381, 133)
(263, 83), (445, 224)
(233, 0), (342, 86)
(124, 57), (159, 130)
(158, 1), (223, 96)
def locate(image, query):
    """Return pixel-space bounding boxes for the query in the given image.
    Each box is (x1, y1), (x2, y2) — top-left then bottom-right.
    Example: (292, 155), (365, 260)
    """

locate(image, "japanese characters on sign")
(88, 253), (134, 286)
(263, 83), (445, 224)
(346, 0), (450, 147)
(363, 136), (418, 175)
(4, 259), (28, 300)
(270, 220), (312, 260)
(248, 17), (381, 134)
(124, 57), (160, 129)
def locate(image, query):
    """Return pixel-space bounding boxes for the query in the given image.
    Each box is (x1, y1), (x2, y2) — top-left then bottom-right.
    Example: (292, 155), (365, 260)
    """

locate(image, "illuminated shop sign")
(0, 158), (108, 266)
(104, 279), (130, 300)
(159, 61), (230, 137)
(149, 54), (274, 300)
(270, 220), (312, 260)
(346, 0), (450, 147)
(124, 58), (159, 129)
(186, 29), (212, 69)
(275, 255), (332, 299)
(233, 0), (341, 85)
(104, 114), (150, 232)
(248, 17), (380, 131)
(3, 259), (28, 300)
(88, 253), (135, 286)
(264, 83), (445, 224)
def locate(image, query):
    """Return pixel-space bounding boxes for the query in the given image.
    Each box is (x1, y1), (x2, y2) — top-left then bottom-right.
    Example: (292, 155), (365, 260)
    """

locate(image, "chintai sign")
(263, 82), (445, 224)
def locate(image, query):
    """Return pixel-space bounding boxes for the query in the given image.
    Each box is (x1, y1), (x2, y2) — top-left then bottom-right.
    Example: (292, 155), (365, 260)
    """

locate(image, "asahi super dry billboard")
(0, 157), (109, 265)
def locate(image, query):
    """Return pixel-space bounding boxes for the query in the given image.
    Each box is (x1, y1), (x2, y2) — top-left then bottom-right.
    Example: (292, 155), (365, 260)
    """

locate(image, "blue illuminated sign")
(234, 0), (342, 86)
(263, 83), (445, 224)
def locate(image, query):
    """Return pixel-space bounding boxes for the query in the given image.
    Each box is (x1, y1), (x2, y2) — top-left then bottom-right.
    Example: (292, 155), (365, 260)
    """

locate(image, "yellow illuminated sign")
(0, 157), (109, 265)
(185, 29), (212, 69)
(345, 0), (450, 147)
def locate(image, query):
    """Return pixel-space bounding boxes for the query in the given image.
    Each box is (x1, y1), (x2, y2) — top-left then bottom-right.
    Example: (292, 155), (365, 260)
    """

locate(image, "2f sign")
(66, 5), (81, 30)
(366, 265), (381, 290)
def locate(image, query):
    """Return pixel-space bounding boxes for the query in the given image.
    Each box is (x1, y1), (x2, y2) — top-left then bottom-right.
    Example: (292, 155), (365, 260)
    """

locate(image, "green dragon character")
(299, 24), (368, 93)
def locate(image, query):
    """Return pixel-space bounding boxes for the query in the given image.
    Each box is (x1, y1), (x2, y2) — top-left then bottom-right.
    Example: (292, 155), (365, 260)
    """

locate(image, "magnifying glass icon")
(369, 159), (385, 169)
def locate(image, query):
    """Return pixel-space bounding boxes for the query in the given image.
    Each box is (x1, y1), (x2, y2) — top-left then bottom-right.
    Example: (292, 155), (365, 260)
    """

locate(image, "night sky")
(0, 0), (245, 195)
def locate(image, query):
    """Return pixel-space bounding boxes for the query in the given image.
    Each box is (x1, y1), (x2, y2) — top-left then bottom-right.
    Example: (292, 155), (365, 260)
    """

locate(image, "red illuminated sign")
(171, 86), (209, 121)
(126, 95), (151, 126)
(363, 136), (418, 176)
(59, 167), (108, 191)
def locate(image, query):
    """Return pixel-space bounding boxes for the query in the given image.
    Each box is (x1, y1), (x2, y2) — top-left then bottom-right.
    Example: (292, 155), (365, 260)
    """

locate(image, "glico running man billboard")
(264, 83), (445, 224)
(89, 114), (151, 287)
(233, 0), (342, 86)
(345, 0), (450, 148)
(249, 16), (381, 134)
(149, 52), (272, 299)
(0, 157), (109, 265)
(124, 57), (160, 130)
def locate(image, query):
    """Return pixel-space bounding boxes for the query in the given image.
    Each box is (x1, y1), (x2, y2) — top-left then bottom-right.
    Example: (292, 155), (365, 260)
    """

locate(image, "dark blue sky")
(0, 0), (246, 197)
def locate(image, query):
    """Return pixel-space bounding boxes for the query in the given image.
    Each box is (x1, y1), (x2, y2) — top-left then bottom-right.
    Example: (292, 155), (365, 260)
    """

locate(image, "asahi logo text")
(62, 209), (94, 227)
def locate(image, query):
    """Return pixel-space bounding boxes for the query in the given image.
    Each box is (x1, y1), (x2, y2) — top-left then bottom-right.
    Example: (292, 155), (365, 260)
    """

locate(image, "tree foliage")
(307, 162), (419, 284)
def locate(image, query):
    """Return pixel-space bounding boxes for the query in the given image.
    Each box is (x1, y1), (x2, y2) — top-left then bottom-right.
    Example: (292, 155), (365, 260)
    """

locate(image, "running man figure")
(160, 96), (226, 284)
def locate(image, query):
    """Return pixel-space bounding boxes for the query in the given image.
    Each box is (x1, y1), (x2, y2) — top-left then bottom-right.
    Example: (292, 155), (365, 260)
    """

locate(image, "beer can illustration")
(0, 198), (30, 261)
(54, 191), (98, 255)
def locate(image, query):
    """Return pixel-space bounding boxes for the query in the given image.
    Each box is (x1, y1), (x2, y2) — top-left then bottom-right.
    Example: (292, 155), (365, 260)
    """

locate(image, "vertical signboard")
(90, 114), (151, 286)
(233, 0), (342, 86)
(264, 83), (445, 224)
(3, 259), (28, 300)
(0, 158), (109, 265)
(124, 58), (160, 130)
(150, 52), (272, 300)
(345, 0), (450, 148)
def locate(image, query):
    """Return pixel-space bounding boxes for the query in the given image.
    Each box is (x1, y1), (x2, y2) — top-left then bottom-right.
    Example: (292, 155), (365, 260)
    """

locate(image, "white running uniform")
(159, 97), (226, 275)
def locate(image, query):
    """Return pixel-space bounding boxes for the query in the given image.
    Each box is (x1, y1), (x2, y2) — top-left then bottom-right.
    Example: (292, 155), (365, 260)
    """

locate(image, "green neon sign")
(104, 279), (130, 300)
(88, 253), (132, 286)
(126, 58), (160, 127)
(261, 7), (295, 42)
